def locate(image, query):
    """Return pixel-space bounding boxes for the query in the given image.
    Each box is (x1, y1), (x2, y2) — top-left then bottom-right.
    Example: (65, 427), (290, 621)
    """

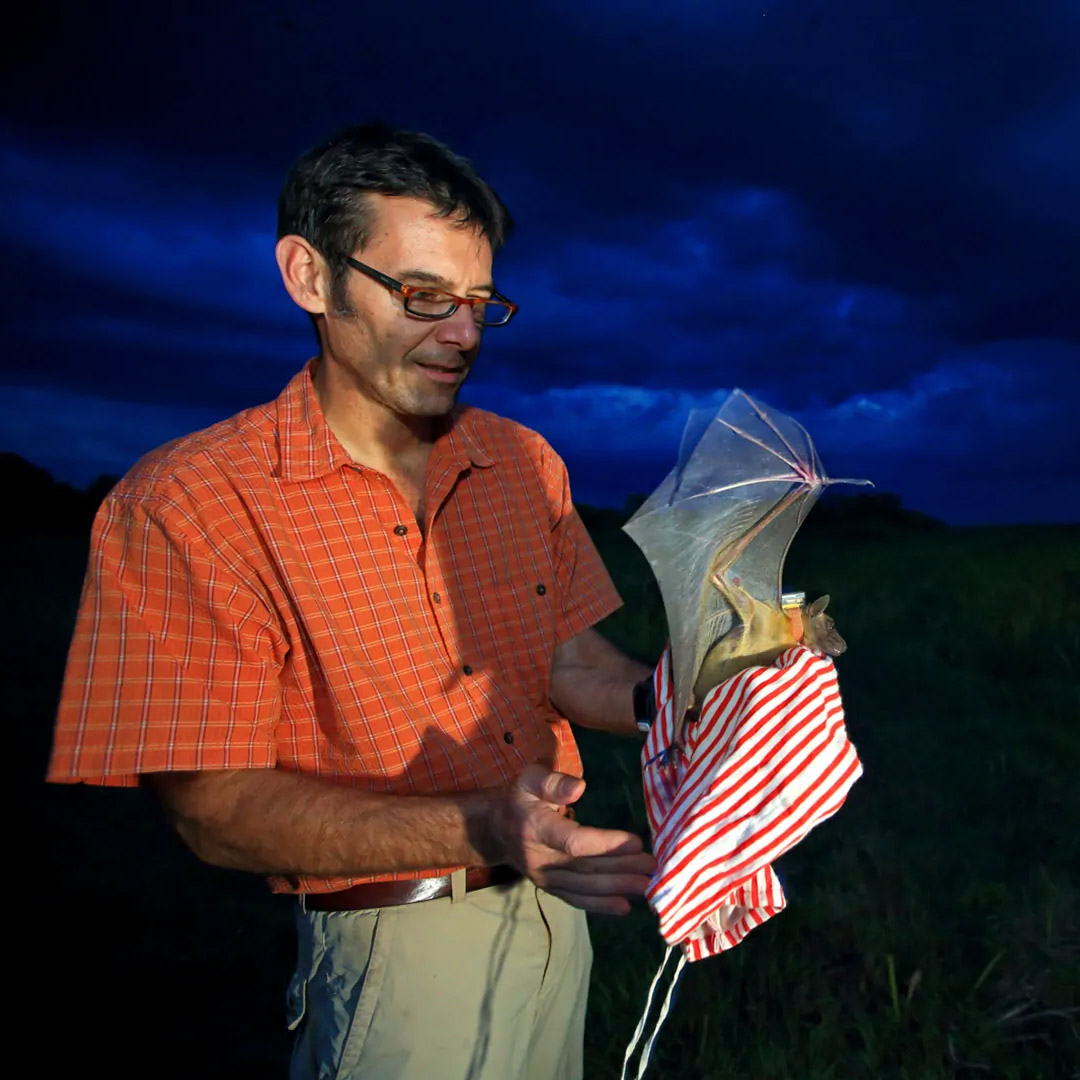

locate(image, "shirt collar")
(274, 360), (494, 483)
(438, 407), (495, 471)
(274, 360), (352, 482)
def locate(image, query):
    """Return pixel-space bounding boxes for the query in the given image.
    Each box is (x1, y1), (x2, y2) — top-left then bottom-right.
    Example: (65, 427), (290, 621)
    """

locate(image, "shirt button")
(503, 732), (514, 744)
(462, 664), (473, 675)
(432, 591), (442, 603)
(536, 583), (547, 595)
(393, 524), (408, 536)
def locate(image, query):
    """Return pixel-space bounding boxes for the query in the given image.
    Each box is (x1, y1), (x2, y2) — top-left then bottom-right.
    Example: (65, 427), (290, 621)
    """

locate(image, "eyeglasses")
(343, 256), (518, 327)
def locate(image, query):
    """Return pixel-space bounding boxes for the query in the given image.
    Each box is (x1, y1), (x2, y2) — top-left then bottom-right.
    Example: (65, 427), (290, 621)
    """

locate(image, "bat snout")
(824, 632), (847, 656)
(807, 614), (847, 657)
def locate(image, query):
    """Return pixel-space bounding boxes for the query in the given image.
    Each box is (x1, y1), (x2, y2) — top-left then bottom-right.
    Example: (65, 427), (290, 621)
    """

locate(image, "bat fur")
(692, 589), (846, 709)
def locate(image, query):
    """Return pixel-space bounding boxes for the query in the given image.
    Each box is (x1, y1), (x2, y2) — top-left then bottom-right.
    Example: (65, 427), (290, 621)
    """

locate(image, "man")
(48, 124), (655, 1080)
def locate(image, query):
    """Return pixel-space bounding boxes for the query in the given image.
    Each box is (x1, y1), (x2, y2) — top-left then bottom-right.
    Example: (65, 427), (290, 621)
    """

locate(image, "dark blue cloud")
(2, 0), (1078, 524)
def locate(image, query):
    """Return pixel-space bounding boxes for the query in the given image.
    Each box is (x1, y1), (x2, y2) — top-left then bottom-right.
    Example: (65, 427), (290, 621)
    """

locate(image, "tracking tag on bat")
(781, 590), (806, 610)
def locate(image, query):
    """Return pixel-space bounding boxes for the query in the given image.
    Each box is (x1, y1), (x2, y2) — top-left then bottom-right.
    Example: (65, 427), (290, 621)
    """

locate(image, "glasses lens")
(404, 290), (514, 325)
(405, 290), (457, 318)
(476, 299), (514, 327)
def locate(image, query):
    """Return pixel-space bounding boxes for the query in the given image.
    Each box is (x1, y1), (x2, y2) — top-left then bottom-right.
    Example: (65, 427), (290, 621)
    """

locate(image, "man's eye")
(406, 290), (457, 317)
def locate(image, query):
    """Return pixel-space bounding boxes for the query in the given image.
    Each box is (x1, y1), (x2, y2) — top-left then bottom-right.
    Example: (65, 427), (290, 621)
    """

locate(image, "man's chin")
(418, 371), (470, 410)
(399, 385), (463, 419)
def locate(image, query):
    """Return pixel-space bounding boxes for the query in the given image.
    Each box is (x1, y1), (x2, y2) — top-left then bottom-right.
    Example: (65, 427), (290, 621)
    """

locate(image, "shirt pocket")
(486, 576), (558, 701)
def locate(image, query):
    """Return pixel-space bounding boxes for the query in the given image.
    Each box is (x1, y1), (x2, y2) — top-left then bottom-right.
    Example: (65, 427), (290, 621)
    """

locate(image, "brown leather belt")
(303, 865), (522, 911)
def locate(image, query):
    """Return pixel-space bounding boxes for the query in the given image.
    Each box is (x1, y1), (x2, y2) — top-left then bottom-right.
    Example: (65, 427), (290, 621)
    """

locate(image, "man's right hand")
(488, 764), (656, 916)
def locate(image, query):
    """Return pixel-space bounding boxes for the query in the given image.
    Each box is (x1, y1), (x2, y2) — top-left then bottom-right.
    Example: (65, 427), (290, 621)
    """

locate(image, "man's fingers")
(560, 822), (646, 859)
(557, 851), (657, 877)
(540, 888), (633, 917)
(539, 866), (653, 899)
(532, 814), (647, 860)
(517, 765), (585, 806)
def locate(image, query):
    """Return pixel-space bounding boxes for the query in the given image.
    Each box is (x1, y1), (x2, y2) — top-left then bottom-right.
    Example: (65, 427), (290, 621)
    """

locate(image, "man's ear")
(275, 235), (330, 316)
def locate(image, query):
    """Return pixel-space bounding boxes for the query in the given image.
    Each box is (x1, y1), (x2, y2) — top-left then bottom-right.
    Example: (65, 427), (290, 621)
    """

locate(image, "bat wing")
(624, 390), (868, 728)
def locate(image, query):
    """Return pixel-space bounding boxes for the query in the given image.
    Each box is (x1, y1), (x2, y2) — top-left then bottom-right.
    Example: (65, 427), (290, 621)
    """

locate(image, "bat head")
(802, 594), (847, 656)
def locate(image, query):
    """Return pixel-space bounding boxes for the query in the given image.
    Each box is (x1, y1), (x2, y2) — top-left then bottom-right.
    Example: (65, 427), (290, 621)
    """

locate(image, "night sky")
(4, 1), (1078, 525)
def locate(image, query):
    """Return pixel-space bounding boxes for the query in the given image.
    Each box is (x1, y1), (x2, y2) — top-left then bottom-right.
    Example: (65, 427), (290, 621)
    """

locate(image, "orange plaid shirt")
(49, 362), (622, 893)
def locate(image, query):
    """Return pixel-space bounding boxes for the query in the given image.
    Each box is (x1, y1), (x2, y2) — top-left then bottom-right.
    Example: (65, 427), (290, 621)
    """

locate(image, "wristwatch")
(633, 674), (657, 733)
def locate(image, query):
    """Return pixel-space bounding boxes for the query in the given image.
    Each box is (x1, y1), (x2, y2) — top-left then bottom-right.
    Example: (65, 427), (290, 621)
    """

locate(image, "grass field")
(11, 512), (1079, 1078)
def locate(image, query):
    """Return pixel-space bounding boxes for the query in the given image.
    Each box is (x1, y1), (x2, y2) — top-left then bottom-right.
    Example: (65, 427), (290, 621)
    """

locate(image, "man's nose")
(434, 304), (481, 350)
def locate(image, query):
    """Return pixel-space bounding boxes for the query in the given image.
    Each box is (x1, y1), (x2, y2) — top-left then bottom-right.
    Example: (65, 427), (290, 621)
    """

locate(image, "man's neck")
(311, 356), (437, 476)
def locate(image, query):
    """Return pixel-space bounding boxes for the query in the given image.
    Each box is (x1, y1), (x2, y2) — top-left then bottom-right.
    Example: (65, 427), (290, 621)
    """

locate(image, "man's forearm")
(148, 768), (501, 878)
(148, 762), (656, 915)
(550, 629), (652, 737)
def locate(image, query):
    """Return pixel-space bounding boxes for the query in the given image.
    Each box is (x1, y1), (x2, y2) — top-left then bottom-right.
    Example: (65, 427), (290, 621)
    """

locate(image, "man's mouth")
(415, 360), (466, 384)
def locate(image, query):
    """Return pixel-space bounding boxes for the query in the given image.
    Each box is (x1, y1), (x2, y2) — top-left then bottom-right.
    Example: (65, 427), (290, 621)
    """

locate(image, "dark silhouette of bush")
(583, 489), (945, 540)
(803, 491), (945, 539)
(1, 452), (117, 535)
(574, 503), (629, 534)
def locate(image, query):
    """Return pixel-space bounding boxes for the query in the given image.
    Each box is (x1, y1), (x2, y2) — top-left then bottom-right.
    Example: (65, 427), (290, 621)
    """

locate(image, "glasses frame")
(343, 255), (518, 327)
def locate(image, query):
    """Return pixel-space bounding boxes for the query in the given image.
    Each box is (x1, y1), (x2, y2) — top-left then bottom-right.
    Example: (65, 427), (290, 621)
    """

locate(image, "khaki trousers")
(287, 876), (592, 1080)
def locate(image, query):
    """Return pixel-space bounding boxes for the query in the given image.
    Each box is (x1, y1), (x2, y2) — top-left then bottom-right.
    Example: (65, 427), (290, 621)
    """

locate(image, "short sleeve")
(48, 493), (286, 786)
(541, 444), (623, 644)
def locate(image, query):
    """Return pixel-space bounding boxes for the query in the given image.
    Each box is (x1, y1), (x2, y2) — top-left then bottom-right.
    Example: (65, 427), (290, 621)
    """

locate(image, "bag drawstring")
(620, 944), (688, 1080)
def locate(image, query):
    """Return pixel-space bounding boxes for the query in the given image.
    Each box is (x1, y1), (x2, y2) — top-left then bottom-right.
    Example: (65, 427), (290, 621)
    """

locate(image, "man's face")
(322, 195), (495, 419)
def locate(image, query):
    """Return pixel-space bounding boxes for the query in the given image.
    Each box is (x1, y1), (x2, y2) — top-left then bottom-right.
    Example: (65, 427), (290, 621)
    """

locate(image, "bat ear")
(808, 594), (830, 617)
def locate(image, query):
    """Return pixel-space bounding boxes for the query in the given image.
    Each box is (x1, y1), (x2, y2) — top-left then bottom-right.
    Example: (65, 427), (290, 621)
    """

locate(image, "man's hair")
(277, 123), (514, 316)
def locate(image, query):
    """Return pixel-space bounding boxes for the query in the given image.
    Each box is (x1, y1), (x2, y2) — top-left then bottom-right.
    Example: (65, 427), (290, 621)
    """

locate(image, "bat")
(623, 389), (871, 735)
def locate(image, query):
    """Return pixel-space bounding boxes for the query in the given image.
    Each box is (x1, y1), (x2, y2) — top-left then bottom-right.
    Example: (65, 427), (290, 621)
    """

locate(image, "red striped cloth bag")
(622, 643), (863, 1079)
